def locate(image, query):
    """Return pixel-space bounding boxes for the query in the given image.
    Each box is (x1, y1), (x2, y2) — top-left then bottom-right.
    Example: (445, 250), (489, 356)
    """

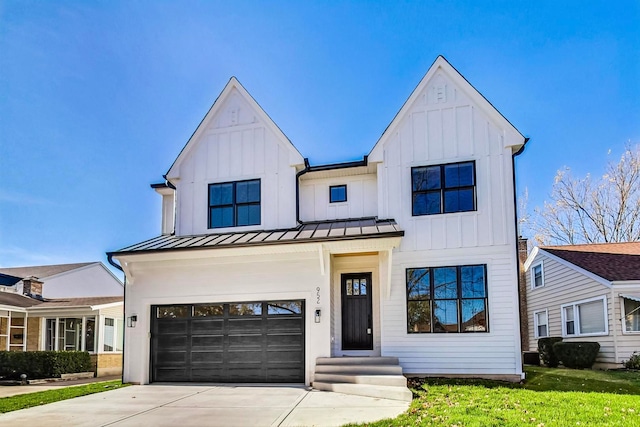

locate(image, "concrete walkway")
(0, 384), (410, 427)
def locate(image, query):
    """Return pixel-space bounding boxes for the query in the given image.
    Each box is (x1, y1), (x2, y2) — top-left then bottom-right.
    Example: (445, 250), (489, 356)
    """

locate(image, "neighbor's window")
(623, 297), (640, 332)
(562, 296), (607, 337)
(45, 317), (96, 352)
(103, 317), (123, 352)
(411, 161), (476, 216)
(208, 179), (260, 228)
(531, 263), (544, 289)
(534, 309), (549, 338)
(406, 264), (488, 333)
(330, 185), (347, 203)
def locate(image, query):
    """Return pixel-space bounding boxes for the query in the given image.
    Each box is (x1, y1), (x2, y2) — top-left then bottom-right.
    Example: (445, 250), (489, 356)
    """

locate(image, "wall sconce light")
(127, 315), (137, 328)
(314, 309), (321, 323)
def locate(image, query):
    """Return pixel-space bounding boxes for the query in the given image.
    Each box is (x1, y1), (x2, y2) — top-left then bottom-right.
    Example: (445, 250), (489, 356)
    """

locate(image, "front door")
(341, 273), (373, 350)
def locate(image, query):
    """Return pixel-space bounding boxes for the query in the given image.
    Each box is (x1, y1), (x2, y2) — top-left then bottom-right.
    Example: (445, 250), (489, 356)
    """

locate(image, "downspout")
(296, 158), (311, 224)
(106, 253), (126, 382)
(611, 286), (619, 364)
(512, 137), (529, 379)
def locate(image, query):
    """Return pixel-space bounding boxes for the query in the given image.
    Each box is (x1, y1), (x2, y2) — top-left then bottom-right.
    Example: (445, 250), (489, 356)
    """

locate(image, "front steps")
(313, 357), (412, 402)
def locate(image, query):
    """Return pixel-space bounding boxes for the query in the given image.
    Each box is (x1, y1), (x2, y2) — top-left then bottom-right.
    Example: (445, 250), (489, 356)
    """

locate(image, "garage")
(151, 300), (305, 383)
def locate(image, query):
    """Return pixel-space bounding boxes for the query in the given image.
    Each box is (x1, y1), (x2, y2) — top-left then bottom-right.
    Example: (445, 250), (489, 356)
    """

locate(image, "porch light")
(127, 315), (137, 328)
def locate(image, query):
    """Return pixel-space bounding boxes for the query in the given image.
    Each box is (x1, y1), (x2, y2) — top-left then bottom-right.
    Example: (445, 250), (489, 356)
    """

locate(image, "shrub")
(624, 352), (640, 370)
(0, 351), (92, 380)
(538, 337), (563, 367)
(552, 341), (601, 369)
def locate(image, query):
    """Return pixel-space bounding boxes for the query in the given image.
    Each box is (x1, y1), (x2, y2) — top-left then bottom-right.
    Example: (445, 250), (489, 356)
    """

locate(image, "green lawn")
(349, 367), (640, 426)
(0, 380), (128, 413)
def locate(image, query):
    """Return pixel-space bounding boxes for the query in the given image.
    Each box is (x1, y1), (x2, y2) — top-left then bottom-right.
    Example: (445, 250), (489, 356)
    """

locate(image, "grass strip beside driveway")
(0, 380), (127, 413)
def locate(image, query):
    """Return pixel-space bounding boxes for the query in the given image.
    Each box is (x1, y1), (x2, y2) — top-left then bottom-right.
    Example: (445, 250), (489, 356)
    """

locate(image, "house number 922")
(316, 287), (321, 304)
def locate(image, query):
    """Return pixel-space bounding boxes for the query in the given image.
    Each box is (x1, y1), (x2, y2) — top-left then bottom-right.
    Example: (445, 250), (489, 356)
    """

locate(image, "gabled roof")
(0, 262), (95, 280)
(369, 55), (526, 162)
(108, 218), (403, 256)
(541, 242), (640, 282)
(166, 77), (305, 180)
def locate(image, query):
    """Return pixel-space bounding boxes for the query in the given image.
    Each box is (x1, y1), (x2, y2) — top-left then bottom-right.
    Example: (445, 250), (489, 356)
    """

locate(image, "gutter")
(295, 156), (368, 223)
(512, 137), (529, 376)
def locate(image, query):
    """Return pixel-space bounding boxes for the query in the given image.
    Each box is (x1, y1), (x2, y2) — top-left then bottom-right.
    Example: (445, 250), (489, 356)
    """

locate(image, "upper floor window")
(561, 296), (607, 337)
(406, 264), (488, 333)
(330, 185), (347, 203)
(208, 179), (260, 229)
(411, 161), (476, 216)
(531, 263), (544, 289)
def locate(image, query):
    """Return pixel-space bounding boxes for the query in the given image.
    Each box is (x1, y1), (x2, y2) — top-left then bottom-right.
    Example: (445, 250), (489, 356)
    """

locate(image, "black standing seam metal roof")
(108, 218), (403, 256)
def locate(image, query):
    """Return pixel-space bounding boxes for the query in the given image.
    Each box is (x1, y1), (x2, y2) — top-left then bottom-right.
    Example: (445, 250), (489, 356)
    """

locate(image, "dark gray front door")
(341, 273), (373, 350)
(151, 300), (304, 383)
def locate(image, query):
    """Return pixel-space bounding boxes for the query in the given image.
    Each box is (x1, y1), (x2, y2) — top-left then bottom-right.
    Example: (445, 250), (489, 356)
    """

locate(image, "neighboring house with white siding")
(524, 242), (640, 368)
(108, 56), (527, 395)
(0, 262), (124, 376)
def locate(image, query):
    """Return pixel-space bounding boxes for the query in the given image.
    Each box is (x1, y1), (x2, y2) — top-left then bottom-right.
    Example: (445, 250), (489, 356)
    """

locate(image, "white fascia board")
(0, 305), (28, 313)
(166, 77), (304, 180)
(369, 56), (525, 162)
(536, 248), (612, 288)
(612, 281), (640, 286)
(91, 301), (124, 311)
(523, 246), (539, 271)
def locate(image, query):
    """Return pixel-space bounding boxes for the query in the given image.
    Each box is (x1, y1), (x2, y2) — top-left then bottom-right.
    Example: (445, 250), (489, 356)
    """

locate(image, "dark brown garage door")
(151, 300), (304, 383)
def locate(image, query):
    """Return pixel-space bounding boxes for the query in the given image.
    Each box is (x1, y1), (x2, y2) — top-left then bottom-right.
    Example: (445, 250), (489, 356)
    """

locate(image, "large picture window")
(411, 161), (476, 216)
(622, 296), (640, 333)
(406, 264), (488, 333)
(561, 296), (608, 337)
(208, 179), (261, 229)
(45, 317), (96, 352)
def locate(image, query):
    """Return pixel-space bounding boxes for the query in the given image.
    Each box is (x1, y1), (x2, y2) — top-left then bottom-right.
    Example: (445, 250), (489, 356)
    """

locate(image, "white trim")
(620, 295), (640, 334)
(530, 262), (544, 290)
(533, 309), (549, 339)
(560, 295), (608, 337)
(525, 248), (612, 288)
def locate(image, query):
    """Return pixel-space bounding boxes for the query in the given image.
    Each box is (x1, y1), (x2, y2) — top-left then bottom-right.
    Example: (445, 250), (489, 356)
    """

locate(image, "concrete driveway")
(0, 384), (410, 427)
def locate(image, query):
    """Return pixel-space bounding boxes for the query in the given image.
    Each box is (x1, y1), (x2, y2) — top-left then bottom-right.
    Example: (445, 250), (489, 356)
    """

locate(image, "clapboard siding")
(612, 284), (640, 363)
(381, 247), (520, 376)
(100, 304), (123, 319)
(525, 252), (617, 364)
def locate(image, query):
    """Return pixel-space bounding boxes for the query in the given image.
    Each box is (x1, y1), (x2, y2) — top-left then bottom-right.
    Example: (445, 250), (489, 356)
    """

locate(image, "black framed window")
(330, 185), (347, 203)
(406, 264), (488, 333)
(208, 179), (260, 228)
(412, 161), (476, 215)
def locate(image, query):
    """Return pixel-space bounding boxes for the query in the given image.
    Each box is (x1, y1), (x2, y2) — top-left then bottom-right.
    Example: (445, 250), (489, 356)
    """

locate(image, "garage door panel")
(151, 300), (304, 383)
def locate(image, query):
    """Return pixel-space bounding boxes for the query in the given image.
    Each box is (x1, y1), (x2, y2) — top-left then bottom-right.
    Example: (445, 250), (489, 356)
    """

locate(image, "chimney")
(22, 276), (43, 298)
(517, 237), (530, 352)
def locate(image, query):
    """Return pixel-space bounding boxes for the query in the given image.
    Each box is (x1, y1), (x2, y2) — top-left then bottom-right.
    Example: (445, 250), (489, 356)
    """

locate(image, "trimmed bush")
(538, 337), (563, 367)
(624, 352), (640, 370)
(0, 351), (92, 380)
(553, 341), (601, 369)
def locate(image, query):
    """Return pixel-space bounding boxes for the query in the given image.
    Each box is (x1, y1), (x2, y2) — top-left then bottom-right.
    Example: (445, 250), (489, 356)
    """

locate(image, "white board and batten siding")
(525, 252), (617, 364)
(299, 173), (377, 222)
(370, 65), (523, 378)
(169, 84), (304, 237)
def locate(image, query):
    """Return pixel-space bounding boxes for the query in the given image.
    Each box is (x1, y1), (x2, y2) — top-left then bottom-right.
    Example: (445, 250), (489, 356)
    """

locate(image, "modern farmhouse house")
(108, 56), (527, 395)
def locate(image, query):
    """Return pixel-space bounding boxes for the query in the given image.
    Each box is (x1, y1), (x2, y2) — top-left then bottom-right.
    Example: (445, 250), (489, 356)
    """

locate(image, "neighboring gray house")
(524, 242), (640, 367)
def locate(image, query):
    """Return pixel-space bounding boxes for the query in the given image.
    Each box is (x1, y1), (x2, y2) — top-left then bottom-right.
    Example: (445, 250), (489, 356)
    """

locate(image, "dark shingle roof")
(109, 218), (403, 256)
(542, 242), (640, 282)
(0, 263), (95, 280)
(0, 292), (43, 308)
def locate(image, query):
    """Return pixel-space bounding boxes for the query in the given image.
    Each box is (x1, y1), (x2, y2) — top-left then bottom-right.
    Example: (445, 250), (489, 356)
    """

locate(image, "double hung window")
(561, 296), (607, 337)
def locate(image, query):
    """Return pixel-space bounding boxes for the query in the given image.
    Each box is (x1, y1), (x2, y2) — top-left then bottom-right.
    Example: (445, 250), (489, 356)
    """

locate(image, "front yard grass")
(351, 367), (640, 426)
(0, 380), (127, 413)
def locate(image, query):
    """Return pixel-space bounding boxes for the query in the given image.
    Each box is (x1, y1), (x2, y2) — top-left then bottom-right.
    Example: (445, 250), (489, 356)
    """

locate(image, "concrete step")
(315, 364), (403, 375)
(314, 373), (407, 387)
(316, 356), (400, 366)
(313, 382), (413, 402)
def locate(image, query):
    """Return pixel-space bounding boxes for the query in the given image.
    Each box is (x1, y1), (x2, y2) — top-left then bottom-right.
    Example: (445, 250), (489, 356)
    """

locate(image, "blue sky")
(1, 1), (638, 275)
